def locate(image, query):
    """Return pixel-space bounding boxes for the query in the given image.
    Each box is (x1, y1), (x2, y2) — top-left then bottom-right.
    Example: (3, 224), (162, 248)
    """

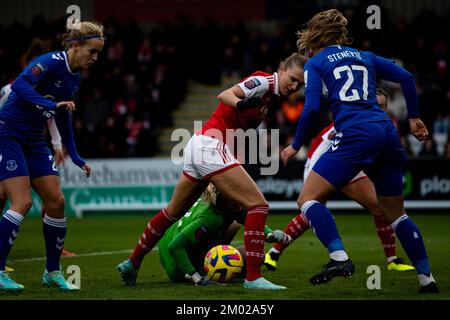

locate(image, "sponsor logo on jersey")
(31, 63), (47, 76)
(195, 225), (208, 239)
(6, 160), (18, 171)
(244, 78), (261, 90)
(54, 80), (63, 88)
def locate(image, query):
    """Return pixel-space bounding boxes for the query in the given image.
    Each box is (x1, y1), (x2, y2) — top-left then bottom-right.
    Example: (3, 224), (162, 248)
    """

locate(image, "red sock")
(244, 205), (268, 281)
(130, 208), (177, 270)
(373, 215), (396, 260)
(273, 212), (309, 253)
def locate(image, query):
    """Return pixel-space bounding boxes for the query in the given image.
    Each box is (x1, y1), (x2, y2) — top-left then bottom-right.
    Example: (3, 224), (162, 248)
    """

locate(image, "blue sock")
(392, 214), (430, 275)
(43, 215), (67, 272)
(302, 201), (345, 254)
(0, 210), (24, 271)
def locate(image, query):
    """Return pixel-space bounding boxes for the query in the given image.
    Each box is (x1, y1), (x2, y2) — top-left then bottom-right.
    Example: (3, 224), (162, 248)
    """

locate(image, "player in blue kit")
(281, 9), (438, 293)
(0, 21), (104, 293)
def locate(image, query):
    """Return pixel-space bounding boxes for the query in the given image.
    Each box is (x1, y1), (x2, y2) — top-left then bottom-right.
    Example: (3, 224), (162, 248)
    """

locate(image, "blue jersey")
(292, 45), (420, 150)
(0, 51), (85, 177)
(0, 51), (80, 133)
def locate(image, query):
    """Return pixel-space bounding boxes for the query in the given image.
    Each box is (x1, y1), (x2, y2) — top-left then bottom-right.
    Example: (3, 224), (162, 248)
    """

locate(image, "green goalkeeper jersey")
(158, 198), (272, 282)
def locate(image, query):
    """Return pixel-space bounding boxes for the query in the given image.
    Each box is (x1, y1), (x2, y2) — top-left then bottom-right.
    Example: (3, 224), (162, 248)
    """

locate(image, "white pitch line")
(11, 249), (137, 263)
(10, 240), (244, 263)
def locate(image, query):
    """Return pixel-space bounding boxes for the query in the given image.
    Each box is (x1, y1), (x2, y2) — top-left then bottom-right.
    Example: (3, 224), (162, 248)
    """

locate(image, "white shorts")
(304, 137), (367, 185)
(183, 134), (240, 181)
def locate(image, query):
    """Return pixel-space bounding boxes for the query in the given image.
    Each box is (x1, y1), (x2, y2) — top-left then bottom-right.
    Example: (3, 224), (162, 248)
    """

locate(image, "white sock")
(387, 256), (397, 264)
(330, 250), (348, 262)
(4, 210), (25, 226)
(269, 248), (280, 254)
(418, 273), (435, 286)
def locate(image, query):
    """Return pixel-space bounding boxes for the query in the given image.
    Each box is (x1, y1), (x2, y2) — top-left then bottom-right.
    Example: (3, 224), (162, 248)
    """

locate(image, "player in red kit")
(117, 53), (307, 290)
(264, 88), (415, 272)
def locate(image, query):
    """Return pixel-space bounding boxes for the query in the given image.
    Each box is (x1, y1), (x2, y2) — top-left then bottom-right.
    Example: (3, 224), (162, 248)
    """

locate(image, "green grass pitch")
(2, 213), (449, 300)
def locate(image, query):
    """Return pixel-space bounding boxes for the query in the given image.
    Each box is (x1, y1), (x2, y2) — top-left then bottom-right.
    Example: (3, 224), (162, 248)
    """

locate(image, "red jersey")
(200, 71), (280, 144)
(306, 123), (335, 158)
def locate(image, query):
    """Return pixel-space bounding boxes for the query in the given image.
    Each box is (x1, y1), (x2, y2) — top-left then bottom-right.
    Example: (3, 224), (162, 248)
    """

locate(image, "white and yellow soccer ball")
(204, 245), (244, 283)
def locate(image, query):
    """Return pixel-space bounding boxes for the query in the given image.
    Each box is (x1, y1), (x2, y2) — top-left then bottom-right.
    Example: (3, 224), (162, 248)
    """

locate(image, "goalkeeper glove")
(266, 230), (293, 245)
(185, 272), (219, 286)
(236, 97), (262, 111)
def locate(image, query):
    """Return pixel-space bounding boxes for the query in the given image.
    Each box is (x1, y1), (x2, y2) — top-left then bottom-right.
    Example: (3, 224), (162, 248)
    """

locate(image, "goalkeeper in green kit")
(157, 184), (292, 285)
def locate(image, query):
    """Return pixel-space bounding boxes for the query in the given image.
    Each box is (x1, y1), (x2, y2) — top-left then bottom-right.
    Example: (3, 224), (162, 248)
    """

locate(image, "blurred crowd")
(0, 6), (449, 158)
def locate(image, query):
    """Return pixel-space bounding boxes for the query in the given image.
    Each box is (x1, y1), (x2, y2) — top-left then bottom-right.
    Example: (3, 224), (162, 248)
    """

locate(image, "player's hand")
(266, 230), (293, 245)
(56, 101), (76, 111)
(280, 145), (298, 166)
(409, 118), (428, 141)
(81, 164), (92, 178)
(236, 97), (262, 111)
(185, 272), (223, 286)
(53, 147), (65, 166)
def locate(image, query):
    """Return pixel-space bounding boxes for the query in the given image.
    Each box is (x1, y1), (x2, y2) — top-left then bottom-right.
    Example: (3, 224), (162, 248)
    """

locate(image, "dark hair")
(25, 39), (51, 64)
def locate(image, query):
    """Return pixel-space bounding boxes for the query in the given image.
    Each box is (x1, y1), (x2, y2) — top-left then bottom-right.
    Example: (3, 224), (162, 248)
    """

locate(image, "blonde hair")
(296, 9), (352, 53)
(202, 184), (219, 205)
(62, 21), (105, 50)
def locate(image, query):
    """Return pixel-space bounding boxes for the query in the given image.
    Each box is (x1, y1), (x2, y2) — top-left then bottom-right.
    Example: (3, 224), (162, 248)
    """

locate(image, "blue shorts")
(313, 121), (407, 196)
(0, 121), (58, 181)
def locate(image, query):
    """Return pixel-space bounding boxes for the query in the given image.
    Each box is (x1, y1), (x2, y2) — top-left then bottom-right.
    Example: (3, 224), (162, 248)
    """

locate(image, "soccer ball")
(204, 245), (244, 283)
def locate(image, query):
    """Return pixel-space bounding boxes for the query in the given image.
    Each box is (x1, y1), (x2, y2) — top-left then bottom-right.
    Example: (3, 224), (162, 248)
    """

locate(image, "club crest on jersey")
(195, 225), (208, 239)
(31, 63), (46, 76)
(244, 78), (261, 89)
(6, 160), (18, 171)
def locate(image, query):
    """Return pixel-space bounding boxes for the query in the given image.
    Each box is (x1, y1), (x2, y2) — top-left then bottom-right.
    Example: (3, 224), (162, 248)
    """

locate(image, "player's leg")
(265, 211), (309, 271)
(31, 175), (78, 291)
(0, 182), (7, 212)
(0, 182), (17, 273)
(300, 155), (363, 284)
(40, 204), (76, 257)
(210, 165), (285, 290)
(0, 133), (33, 292)
(0, 177), (31, 292)
(368, 126), (437, 292)
(26, 142), (78, 291)
(31, 176), (66, 269)
(376, 191), (437, 292)
(341, 175), (414, 271)
(116, 174), (208, 286)
(265, 157), (317, 270)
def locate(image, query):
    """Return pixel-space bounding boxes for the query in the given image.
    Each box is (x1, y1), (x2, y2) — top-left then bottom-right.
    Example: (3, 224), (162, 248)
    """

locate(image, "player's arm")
(54, 110), (91, 177)
(46, 118), (65, 165)
(217, 76), (268, 110)
(10, 56), (73, 111)
(281, 62), (322, 165)
(373, 54), (428, 141)
(168, 215), (221, 284)
(233, 212), (292, 244)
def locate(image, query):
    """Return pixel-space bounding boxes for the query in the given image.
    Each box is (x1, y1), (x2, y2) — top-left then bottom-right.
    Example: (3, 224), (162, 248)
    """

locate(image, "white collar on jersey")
(62, 51), (78, 75)
(273, 72), (280, 96)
